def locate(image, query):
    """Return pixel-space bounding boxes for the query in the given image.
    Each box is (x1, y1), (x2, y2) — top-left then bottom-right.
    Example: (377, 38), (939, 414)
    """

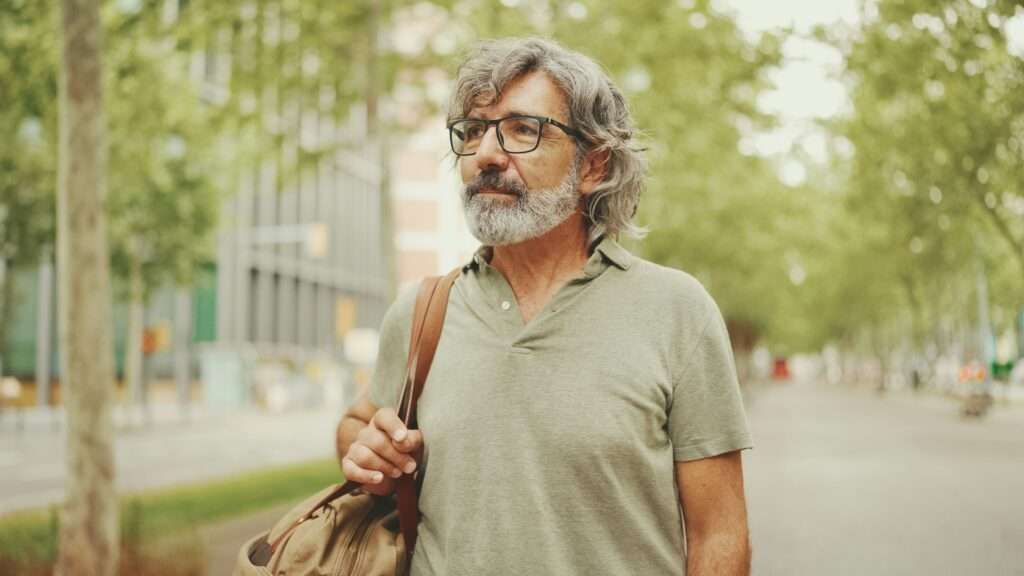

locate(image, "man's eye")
(464, 124), (485, 140)
(512, 121), (538, 136)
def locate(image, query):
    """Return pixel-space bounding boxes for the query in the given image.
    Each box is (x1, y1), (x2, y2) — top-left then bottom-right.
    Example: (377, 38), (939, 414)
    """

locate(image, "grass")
(0, 458), (342, 573)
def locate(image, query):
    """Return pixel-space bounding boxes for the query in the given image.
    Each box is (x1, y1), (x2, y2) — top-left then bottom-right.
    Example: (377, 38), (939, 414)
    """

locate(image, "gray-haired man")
(337, 37), (753, 576)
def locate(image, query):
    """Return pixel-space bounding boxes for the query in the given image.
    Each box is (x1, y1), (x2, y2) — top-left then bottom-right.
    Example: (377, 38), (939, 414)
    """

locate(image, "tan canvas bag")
(234, 270), (459, 576)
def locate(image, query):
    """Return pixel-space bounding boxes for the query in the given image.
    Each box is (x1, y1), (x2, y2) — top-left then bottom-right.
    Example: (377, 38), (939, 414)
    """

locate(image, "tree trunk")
(55, 0), (119, 574)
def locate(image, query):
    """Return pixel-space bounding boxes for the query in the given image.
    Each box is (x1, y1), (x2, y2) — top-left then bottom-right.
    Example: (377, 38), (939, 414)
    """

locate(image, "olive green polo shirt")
(369, 236), (752, 576)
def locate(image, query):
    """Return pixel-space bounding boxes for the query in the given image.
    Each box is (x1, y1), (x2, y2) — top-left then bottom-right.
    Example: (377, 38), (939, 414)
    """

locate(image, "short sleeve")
(367, 285), (419, 409)
(668, 296), (753, 462)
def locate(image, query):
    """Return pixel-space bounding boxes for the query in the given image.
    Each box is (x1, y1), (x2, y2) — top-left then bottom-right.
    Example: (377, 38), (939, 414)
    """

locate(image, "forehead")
(468, 71), (569, 121)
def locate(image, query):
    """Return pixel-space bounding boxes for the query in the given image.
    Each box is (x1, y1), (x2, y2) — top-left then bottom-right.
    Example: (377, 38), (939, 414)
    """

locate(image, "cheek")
(459, 159), (473, 183)
(521, 157), (565, 189)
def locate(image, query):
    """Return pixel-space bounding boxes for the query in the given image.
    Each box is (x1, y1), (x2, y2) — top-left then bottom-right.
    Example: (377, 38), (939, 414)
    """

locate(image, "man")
(336, 37), (753, 575)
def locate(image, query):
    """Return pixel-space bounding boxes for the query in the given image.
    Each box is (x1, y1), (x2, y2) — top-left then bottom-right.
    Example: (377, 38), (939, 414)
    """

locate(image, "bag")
(234, 270), (460, 575)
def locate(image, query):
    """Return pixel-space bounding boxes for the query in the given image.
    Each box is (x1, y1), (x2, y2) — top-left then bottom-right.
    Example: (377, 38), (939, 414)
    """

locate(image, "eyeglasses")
(447, 115), (584, 156)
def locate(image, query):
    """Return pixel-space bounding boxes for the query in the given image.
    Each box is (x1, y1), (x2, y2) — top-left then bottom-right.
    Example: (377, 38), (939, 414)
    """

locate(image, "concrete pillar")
(316, 284), (330, 351)
(216, 197), (235, 343)
(255, 161), (277, 344)
(277, 190), (297, 345)
(298, 162), (318, 349)
(35, 251), (54, 407)
(234, 169), (255, 344)
(174, 288), (191, 407)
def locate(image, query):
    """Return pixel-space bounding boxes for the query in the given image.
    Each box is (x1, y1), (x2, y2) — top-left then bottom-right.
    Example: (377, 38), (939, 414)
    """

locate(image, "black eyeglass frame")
(447, 114), (586, 157)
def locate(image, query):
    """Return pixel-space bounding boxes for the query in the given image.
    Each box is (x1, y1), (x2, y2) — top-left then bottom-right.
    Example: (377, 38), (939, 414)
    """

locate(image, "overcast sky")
(721, 0), (1024, 185)
(719, 0), (861, 185)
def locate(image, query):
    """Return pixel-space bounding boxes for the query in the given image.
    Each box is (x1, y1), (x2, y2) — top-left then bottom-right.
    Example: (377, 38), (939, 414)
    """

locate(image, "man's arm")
(676, 450), (751, 576)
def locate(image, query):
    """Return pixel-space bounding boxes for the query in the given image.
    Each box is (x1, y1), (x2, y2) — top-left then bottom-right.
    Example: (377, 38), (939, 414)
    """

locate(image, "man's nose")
(473, 125), (509, 172)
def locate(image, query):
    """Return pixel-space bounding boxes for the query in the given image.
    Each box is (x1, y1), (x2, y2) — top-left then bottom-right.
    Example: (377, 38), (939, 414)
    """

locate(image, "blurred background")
(1, 0), (1023, 574)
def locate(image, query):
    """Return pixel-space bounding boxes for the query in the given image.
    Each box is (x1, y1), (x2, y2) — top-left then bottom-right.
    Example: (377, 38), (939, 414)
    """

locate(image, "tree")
(825, 0), (1024, 368)
(55, 0), (118, 574)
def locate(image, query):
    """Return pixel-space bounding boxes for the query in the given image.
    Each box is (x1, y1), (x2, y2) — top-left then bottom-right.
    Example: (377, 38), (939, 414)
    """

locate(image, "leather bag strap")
(395, 267), (460, 564)
(397, 276), (442, 426)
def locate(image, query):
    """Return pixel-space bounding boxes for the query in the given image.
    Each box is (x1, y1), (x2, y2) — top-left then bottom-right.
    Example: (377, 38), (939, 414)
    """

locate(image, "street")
(3, 380), (1023, 575)
(745, 379), (1024, 576)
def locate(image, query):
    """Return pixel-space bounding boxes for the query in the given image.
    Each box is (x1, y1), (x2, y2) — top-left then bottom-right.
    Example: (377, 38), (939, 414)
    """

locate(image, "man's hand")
(340, 407), (423, 496)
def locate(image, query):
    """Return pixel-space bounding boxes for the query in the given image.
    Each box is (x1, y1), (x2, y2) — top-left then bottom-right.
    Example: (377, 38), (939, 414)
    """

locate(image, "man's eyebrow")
(464, 110), (542, 120)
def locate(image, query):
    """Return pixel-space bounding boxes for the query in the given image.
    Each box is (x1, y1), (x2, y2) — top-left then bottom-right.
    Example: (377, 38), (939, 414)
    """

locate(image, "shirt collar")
(591, 235), (632, 271)
(462, 235), (632, 274)
(464, 245), (493, 273)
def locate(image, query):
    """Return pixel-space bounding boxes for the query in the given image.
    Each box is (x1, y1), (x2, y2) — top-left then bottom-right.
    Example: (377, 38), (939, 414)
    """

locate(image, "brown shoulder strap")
(396, 276), (442, 425)
(395, 268), (460, 565)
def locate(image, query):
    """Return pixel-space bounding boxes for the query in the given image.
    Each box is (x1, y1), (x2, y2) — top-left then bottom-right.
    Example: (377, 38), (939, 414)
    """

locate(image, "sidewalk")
(200, 501), (294, 575)
(0, 404), (342, 515)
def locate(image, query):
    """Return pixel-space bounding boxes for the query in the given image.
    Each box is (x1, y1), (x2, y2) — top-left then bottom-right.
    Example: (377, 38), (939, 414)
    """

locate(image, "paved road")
(6, 382), (1023, 576)
(745, 380), (1024, 576)
(0, 406), (340, 514)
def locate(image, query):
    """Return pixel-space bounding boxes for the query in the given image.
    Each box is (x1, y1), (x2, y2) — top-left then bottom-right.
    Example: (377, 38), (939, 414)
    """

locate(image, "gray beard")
(461, 162), (580, 246)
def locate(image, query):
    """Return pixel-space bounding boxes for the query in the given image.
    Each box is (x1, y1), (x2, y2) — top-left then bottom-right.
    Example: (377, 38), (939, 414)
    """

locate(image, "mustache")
(465, 171), (528, 199)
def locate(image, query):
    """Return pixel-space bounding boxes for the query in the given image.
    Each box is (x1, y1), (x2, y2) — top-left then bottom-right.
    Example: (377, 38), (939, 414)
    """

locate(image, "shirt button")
(500, 300), (511, 311)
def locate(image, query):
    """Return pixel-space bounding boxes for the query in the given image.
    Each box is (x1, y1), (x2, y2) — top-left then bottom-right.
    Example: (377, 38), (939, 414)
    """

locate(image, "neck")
(489, 212), (591, 299)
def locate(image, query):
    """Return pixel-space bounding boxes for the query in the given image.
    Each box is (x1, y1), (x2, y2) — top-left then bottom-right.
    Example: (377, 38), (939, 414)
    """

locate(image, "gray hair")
(448, 37), (648, 242)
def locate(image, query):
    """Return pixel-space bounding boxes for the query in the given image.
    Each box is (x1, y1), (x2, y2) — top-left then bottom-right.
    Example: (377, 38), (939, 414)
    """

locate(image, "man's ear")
(578, 148), (610, 195)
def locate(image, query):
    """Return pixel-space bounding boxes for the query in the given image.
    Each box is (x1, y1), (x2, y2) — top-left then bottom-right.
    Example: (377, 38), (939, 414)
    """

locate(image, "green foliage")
(0, 0), (57, 267)
(824, 0), (1024, 355)
(105, 3), (222, 295)
(172, 0), (381, 180)
(1, 0), (222, 305)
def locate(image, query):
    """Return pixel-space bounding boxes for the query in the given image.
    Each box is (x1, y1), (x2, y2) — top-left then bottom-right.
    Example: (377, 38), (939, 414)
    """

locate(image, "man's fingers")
(371, 408), (408, 443)
(341, 457), (386, 485)
(349, 445), (403, 479)
(356, 425), (419, 474)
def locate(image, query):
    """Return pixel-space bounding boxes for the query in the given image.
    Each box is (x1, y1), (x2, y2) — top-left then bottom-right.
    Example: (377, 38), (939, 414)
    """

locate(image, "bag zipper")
(333, 498), (377, 574)
(344, 500), (380, 569)
(347, 512), (378, 574)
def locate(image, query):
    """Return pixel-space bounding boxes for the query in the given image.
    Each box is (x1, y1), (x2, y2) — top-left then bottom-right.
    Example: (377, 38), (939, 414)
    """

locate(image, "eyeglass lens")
(451, 117), (542, 155)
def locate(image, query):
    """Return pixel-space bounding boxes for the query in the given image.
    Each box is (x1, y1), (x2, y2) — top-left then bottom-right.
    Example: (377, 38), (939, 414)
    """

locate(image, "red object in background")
(958, 364), (986, 383)
(141, 329), (158, 354)
(772, 358), (790, 380)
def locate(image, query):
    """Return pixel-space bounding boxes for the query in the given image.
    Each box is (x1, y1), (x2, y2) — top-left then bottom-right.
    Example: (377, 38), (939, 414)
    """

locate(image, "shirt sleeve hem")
(673, 435), (753, 462)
